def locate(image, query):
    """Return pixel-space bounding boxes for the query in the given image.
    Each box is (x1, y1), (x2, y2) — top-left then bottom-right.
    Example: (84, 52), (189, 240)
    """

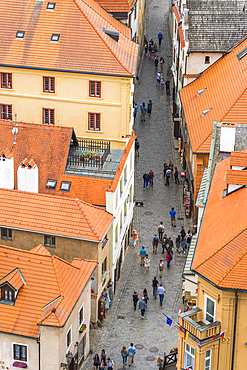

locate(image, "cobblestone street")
(82, 0), (192, 368)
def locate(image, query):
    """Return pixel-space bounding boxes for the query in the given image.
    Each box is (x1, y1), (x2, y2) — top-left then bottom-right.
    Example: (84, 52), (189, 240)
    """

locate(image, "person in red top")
(166, 252), (173, 268)
(149, 170), (154, 186)
(133, 229), (138, 247)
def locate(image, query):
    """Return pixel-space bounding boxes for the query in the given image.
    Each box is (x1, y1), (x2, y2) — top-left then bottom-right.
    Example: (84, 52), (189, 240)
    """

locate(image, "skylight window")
(103, 29), (119, 42)
(202, 108), (212, 117)
(60, 181), (71, 192)
(47, 2), (56, 10)
(46, 179), (57, 189)
(237, 47), (247, 61)
(16, 31), (25, 39)
(51, 34), (60, 42)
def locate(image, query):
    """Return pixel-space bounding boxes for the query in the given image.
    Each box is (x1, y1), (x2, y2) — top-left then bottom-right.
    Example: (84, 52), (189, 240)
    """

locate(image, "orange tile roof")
(178, 24), (185, 49)
(172, 5), (180, 23)
(0, 244), (97, 337)
(179, 36), (247, 153)
(183, 74), (199, 78)
(226, 169), (247, 185)
(230, 151), (247, 167)
(94, 0), (136, 13)
(0, 0), (138, 77)
(0, 269), (25, 291)
(30, 244), (51, 256)
(0, 188), (113, 241)
(192, 151), (247, 290)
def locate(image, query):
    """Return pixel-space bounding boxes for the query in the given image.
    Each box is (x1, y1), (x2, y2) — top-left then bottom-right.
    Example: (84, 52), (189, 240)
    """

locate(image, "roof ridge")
(73, 0), (133, 76)
(75, 199), (102, 240)
(220, 87), (247, 123)
(51, 257), (64, 297)
(53, 255), (81, 270)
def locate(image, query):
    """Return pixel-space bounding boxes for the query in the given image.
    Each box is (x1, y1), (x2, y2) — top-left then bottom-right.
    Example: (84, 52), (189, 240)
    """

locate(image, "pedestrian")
(176, 235), (181, 252)
(165, 80), (170, 96)
(147, 100), (152, 116)
(154, 55), (159, 69)
(140, 246), (146, 266)
(158, 221), (165, 241)
(181, 238), (186, 254)
(128, 343), (136, 365)
(153, 42), (158, 58)
(174, 167), (180, 184)
(143, 172), (149, 190)
(101, 350), (107, 366)
(169, 207), (176, 227)
(161, 234), (168, 254)
(144, 41), (148, 57)
(141, 102), (147, 122)
(166, 251), (173, 268)
(157, 283), (166, 306)
(186, 230), (192, 249)
(148, 38), (154, 58)
(180, 226), (186, 240)
(149, 170), (154, 186)
(99, 360), (105, 370)
(135, 138), (140, 157)
(133, 102), (138, 124)
(163, 162), (168, 177)
(161, 73), (164, 89)
(121, 346), (128, 365)
(152, 276), (159, 298)
(94, 354), (101, 369)
(157, 259), (165, 278)
(144, 254), (150, 273)
(106, 358), (114, 370)
(131, 291), (139, 310)
(156, 71), (161, 87)
(152, 233), (159, 254)
(167, 237), (173, 253)
(160, 57), (164, 72)
(133, 228), (138, 246)
(158, 31), (163, 49)
(165, 167), (171, 185)
(169, 161), (174, 177)
(143, 288), (149, 304)
(138, 297), (147, 319)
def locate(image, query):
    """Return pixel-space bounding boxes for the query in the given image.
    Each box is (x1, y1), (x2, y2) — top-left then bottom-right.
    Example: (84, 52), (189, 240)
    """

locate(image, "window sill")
(0, 87), (13, 90)
(85, 130), (104, 133)
(41, 92), (57, 95)
(1, 237), (12, 241)
(88, 95), (102, 99)
(44, 244), (56, 248)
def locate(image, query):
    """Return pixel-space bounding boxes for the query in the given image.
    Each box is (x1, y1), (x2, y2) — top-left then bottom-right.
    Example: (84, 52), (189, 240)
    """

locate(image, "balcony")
(178, 307), (221, 341)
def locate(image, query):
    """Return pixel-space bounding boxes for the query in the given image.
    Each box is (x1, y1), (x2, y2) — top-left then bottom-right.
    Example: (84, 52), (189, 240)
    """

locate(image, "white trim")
(184, 343), (194, 370)
(66, 325), (73, 351)
(204, 349), (212, 370)
(204, 294), (216, 324)
(12, 342), (28, 363)
(78, 302), (85, 330)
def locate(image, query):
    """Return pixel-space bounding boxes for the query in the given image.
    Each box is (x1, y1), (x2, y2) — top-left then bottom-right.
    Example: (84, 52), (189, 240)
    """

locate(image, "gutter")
(231, 290), (238, 370)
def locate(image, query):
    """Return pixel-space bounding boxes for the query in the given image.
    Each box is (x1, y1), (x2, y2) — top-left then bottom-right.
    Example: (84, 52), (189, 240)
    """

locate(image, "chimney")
(220, 123), (236, 154)
(17, 158), (39, 193)
(0, 148), (14, 189)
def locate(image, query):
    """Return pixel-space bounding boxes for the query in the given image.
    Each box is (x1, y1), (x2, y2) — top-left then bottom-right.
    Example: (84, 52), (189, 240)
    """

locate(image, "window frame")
(184, 343), (195, 370)
(44, 235), (56, 248)
(102, 257), (107, 281)
(88, 112), (100, 131)
(204, 294), (216, 324)
(60, 181), (71, 192)
(205, 349), (212, 370)
(78, 303), (84, 328)
(43, 108), (54, 125)
(51, 34), (60, 42)
(1, 284), (15, 303)
(66, 326), (72, 350)
(1, 104), (12, 120)
(13, 343), (28, 362)
(1, 228), (12, 240)
(47, 2), (56, 10)
(205, 56), (210, 64)
(46, 179), (57, 190)
(16, 31), (25, 39)
(1, 73), (12, 89)
(89, 81), (101, 98)
(43, 76), (55, 93)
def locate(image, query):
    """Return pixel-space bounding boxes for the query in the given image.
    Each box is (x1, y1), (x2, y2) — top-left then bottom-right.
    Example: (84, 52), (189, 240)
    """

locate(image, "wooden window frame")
(1, 73), (12, 89)
(13, 343), (27, 362)
(44, 235), (56, 248)
(43, 108), (54, 125)
(1, 228), (12, 240)
(89, 81), (101, 98)
(1, 104), (12, 120)
(1, 284), (15, 302)
(88, 113), (100, 131)
(66, 326), (72, 349)
(43, 76), (55, 93)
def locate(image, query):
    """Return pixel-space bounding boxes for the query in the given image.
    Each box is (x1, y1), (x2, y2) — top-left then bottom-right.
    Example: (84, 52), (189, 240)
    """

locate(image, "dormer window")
(103, 29), (119, 42)
(51, 34), (60, 42)
(47, 2), (56, 10)
(46, 179), (57, 189)
(0, 284), (15, 304)
(16, 31), (25, 39)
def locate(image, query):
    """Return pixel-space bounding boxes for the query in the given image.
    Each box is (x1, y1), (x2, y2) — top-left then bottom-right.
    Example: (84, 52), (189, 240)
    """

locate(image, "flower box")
(79, 323), (87, 333)
(13, 362), (27, 368)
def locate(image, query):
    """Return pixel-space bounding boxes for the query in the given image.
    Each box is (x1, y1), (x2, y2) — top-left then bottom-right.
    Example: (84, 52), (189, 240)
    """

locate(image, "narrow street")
(83, 0), (192, 368)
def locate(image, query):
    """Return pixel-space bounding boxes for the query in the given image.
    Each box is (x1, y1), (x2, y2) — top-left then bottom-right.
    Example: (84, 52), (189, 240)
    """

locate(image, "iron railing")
(163, 351), (178, 368)
(67, 154), (104, 168)
(77, 139), (110, 151)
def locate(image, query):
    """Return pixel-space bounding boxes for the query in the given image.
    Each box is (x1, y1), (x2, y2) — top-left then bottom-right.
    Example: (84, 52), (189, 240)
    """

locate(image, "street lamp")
(66, 351), (73, 365)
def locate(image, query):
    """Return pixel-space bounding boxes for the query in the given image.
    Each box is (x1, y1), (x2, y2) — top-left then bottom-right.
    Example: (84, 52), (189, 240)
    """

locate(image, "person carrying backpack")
(106, 358), (114, 370)
(166, 252), (173, 268)
(152, 234), (159, 254)
(165, 168), (172, 185)
(174, 167), (180, 184)
(141, 102), (147, 122)
(180, 226), (186, 241)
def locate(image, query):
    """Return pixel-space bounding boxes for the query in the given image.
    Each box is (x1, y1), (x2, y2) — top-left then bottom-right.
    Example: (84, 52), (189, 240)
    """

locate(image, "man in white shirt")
(157, 283), (166, 306)
(158, 222), (165, 241)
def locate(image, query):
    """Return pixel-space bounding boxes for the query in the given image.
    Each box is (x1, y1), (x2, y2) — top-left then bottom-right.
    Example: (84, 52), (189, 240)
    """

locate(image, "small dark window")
(1, 228), (12, 240)
(13, 344), (27, 362)
(43, 108), (54, 125)
(44, 235), (56, 248)
(1, 73), (12, 89)
(88, 113), (100, 131)
(89, 81), (101, 97)
(43, 77), (55, 93)
(16, 31), (25, 39)
(60, 181), (71, 192)
(46, 179), (57, 189)
(79, 306), (84, 326)
(47, 2), (56, 10)
(51, 34), (60, 42)
(102, 236), (108, 249)
(102, 257), (107, 280)
(1, 105), (12, 120)
(205, 56), (210, 64)
(66, 328), (71, 348)
(103, 29), (119, 42)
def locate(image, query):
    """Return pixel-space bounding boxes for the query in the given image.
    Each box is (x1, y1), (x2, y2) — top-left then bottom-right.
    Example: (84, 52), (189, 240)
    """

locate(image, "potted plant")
(79, 323), (87, 333)
(13, 362), (27, 368)
(95, 152), (100, 162)
(157, 357), (163, 368)
(90, 151), (96, 158)
(82, 150), (90, 161)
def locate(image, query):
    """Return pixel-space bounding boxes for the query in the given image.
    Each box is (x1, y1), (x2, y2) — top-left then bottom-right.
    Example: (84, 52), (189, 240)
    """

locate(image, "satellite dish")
(12, 127), (18, 135)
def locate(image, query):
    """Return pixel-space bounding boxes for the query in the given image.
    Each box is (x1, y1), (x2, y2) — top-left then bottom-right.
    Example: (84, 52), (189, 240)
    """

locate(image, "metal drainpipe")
(231, 290), (238, 370)
(37, 338), (41, 370)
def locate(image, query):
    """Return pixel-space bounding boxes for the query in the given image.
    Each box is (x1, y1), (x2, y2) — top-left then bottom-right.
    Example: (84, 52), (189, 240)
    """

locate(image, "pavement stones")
(82, 0), (192, 368)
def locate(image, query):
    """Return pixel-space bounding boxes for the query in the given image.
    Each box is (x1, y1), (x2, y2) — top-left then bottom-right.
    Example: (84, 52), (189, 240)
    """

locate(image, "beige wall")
(187, 53), (222, 75)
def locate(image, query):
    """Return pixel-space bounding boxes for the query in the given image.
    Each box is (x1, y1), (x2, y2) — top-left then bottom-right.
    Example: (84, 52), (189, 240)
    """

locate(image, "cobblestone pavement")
(82, 0), (192, 368)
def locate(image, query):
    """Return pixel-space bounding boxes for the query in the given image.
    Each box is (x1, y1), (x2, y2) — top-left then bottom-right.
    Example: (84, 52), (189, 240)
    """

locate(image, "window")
(1, 285), (14, 302)
(60, 181), (71, 191)
(124, 166), (127, 185)
(79, 304), (84, 326)
(102, 235), (108, 249)
(204, 295), (216, 323)
(66, 327), (72, 349)
(51, 34), (60, 42)
(1, 73), (12, 89)
(16, 31), (25, 39)
(89, 81), (101, 97)
(47, 2), (56, 10)
(88, 113), (100, 131)
(102, 257), (107, 280)
(43, 108), (54, 125)
(13, 344), (27, 362)
(1, 105), (12, 120)
(44, 235), (56, 248)
(205, 56), (210, 64)
(46, 179), (57, 189)
(1, 228), (12, 240)
(103, 29), (119, 42)
(184, 343), (194, 370)
(205, 349), (212, 370)
(43, 77), (55, 93)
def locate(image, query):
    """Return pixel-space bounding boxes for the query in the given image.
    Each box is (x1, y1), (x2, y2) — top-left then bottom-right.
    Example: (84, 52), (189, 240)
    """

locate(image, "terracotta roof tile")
(0, 0), (138, 77)
(30, 244), (51, 256)
(230, 151), (247, 167)
(180, 36), (247, 153)
(0, 245), (97, 337)
(226, 169), (247, 185)
(0, 188), (113, 241)
(94, 0), (136, 13)
(0, 269), (25, 291)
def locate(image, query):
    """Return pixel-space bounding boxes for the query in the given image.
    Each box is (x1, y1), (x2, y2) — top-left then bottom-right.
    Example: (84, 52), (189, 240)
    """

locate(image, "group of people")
(176, 227), (192, 254)
(93, 344), (136, 368)
(133, 100), (153, 123)
(143, 170), (154, 189)
(164, 161), (180, 185)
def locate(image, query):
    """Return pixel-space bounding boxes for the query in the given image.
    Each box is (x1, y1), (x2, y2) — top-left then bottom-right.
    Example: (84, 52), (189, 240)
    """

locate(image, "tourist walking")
(186, 230), (192, 249)
(165, 167), (171, 185)
(168, 161), (174, 177)
(166, 251), (173, 268)
(157, 259), (165, 278)
(161, 234), (168, 254)
(99, 360), (105, 370)
(143, 172), (149, 189)
(140, 102), (147, 122)
(106, 358), (114, 370)
(101, 350), (107, 366)
(169, 207), (176, 227)
(149, 170), (154, 186)
(138, 297), (147, 319)
(143, 288), (149, 304)
(152, 276), (159, 298)
(94, 354), (101, 369)
(180, 226), (186, 240)
(174, 167), (180, 184)
(156, 71), (161, 87)
(144, 254), (150, 273)
(148, 38), (154, 58)
(133, 102), (138, 124)
(154, 55), (159, 69)
(157, 283), (166, 306)
(135, 138), (140, 157)
(128, 344), (136, 365)
(144, 41), (148, 57)
(131, 291), (139, 310)
(167, 237), (173, 254)
(158, 31), (163, 49)
(147, 100), (152, 116)
(163, 162), (168, 178)
(160, 57), (164, 72)
(165, 80), (170, 96)
(140, 246), (146, 266)
(133, 229), (138, 246)
(152, 233), (159, 254)
(176, 235), (181, 252)
(181, 238), (186, 254)
(121, 346), (128, 365)
(158, 221), (165, 241)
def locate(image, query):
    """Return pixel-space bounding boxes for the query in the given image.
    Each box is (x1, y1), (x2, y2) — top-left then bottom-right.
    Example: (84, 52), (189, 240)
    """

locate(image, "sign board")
(185, 191), (191, 218)
(135, 201), (143, 207)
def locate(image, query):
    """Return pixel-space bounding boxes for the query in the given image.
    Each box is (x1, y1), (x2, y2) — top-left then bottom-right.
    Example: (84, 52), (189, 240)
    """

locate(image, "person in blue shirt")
(158, 31), (163, 49)
(128, 343), (136, 365)
(143, 172), (149, 189)
(169, 207), (176, 227)
(140, 246), (146, 266)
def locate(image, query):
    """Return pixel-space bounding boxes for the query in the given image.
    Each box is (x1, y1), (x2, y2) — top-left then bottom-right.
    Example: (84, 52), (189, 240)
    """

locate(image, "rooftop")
(0, 244), (97, 337)
(0, 0), (139, 77)
(94, 0), (136, 14)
